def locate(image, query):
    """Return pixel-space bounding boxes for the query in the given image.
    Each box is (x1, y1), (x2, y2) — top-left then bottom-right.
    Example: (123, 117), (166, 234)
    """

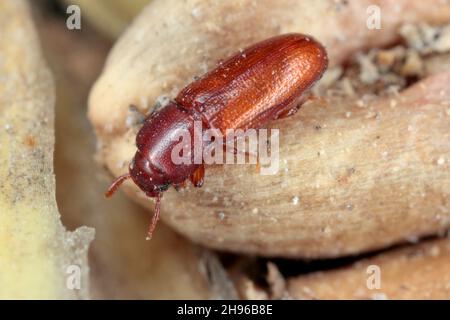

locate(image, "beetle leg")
(274, 94), (308, 120)
(255, 156), (262, 174)
(190, 165), (205, 187)
(274, 94), (327, 120)
(173, 180), (187, 191)
(307, 94), (327, 105)
(275, 105), (300, 119)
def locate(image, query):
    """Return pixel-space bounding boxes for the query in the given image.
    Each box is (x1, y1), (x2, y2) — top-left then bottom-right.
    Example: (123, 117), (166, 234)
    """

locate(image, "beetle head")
(104, 151), (169, 199)
(128, 150), (170, 197)
(104, 151), (166, 240)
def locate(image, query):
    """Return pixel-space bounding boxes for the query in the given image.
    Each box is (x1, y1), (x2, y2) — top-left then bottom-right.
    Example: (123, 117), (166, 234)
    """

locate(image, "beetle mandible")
(105, 33), (328, 239)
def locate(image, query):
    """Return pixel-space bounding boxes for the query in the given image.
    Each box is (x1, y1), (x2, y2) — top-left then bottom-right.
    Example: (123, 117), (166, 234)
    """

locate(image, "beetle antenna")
(105, 173), (131, 198)
(146, 192), (162, 240)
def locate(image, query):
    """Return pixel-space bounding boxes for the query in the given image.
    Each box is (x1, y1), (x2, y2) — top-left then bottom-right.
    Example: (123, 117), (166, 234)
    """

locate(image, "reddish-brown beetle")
(106, 33), (328, 239)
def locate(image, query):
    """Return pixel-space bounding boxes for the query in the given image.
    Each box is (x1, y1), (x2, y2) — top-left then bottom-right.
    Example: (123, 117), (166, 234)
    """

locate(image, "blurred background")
(1, 0), (447, 299)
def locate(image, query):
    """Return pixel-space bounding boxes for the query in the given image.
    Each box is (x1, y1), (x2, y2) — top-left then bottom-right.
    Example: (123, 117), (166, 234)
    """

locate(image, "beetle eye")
(155, 183), (170, 192)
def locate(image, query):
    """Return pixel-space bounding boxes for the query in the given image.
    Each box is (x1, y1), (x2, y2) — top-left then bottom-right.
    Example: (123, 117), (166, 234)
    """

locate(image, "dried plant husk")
(88, 0), (450, 258)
